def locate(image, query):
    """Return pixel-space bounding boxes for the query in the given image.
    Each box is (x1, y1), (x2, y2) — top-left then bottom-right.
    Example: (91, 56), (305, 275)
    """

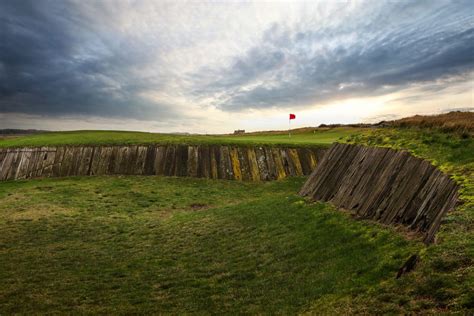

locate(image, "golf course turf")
(0, 176), (421, 314)
(0, 126), (472, 314)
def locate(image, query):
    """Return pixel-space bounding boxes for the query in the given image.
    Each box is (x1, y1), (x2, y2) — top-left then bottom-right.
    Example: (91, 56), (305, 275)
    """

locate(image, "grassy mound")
(0, 128), (360, 148)
(340, 127), (473, 313)
(0, 176), (420, 314)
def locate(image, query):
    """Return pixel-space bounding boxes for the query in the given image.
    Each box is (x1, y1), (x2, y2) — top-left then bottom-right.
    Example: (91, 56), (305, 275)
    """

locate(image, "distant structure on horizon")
(234, 129), (245, 134)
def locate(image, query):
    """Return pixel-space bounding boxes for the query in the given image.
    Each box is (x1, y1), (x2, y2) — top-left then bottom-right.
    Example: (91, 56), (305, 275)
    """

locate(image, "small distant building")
(234, 129), (245, 134)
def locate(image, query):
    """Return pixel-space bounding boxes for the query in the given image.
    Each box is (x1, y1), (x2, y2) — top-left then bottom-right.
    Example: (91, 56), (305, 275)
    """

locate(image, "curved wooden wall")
(299, 143), (458, 243)
(0, 145), (326, 182)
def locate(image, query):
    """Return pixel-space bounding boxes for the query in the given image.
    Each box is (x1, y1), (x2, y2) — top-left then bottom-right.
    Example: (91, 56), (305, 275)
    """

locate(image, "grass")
(0, 124), (472, 313)
(0, 128), (361, 148)
(0, 176), (421, 314)
(387, 111), (474, 134)
(337, 128), (474, 313)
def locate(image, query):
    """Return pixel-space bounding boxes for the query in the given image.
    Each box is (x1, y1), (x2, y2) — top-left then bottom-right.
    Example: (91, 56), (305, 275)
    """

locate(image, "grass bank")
(0, 176), (420, 314)
(327, 128), (473, 313)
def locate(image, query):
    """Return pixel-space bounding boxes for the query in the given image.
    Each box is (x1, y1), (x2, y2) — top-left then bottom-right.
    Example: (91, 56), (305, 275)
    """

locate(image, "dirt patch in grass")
(0, 192), (28, 203)
(3, 204), (77, 221)
(189, 203), (208, 210)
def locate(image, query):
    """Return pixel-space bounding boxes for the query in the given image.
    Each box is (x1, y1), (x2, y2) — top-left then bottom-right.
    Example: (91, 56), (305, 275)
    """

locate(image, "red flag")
(289, 113), (296, 120)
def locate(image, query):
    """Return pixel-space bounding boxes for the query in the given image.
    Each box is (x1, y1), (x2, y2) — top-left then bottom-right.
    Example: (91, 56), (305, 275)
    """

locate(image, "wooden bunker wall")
(299, 143), (459, 243)
(0, 145), (326, 182)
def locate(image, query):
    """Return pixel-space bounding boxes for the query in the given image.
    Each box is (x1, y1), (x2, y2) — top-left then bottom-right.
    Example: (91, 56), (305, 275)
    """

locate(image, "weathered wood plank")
(246, 147), (260, 181)
(198, 146), (211, 178)
(237, 147), (251, 181)
(288, 148), (303, 176)
(154, 146), (166, 175)
(271, 148), (287, 180)
(135, 146), (148, 175)
(163, 145), (176, 176)
(187, 146), (198, 177)
(209, 146), (219, 179)
(0, 145), (326, 182)
(230, 147), (241, 180)
(41, 147), (57, 178)
(144, 146), (156, 175)
(255, 147), (270, 181)
(300, 143), (459, 243)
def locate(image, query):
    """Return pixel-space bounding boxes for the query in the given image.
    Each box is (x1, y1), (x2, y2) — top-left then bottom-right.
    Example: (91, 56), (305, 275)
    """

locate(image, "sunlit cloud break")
(0, 0), (473, 133)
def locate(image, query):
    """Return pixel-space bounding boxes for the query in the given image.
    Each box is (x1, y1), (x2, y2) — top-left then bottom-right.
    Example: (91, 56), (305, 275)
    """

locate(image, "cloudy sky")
(0, 0), (473, 133)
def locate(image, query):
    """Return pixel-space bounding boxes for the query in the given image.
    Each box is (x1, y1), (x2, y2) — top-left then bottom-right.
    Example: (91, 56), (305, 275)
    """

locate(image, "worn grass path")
(0, 176), (419, 314)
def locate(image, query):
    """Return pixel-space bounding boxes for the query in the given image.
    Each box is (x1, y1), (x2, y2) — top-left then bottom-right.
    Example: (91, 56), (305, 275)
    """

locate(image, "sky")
(0, 0), (473, 133)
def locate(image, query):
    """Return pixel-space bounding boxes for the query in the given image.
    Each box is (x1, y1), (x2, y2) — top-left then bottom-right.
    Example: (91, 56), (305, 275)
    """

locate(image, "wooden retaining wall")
(0, 145), (326, 182)
(299, 143), (458, 243)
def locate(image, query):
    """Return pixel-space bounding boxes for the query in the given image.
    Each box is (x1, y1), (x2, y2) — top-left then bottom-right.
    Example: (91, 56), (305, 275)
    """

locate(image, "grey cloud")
(0, 0), (176, 120)
(194, 1), (474, 111)
(1, 0), (473, 122)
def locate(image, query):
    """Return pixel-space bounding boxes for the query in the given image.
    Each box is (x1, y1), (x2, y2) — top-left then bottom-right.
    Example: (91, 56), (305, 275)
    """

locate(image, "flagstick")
(288, 118), (291, 138)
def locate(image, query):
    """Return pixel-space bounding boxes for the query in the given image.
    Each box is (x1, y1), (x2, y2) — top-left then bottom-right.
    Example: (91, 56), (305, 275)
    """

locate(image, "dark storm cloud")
(0, 0), (174, 119)
(0, 0), (473, 120)
(194, 1), (474, 111)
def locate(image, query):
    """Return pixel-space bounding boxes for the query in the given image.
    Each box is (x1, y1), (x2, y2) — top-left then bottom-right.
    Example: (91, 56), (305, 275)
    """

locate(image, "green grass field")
(340, 128), (474, 313)
(0, 128), (361, 148)
(0, 176), (421, 314)
(0, 126), (472, 314)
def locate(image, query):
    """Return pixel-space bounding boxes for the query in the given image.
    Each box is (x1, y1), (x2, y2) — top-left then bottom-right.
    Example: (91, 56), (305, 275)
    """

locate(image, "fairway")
(0, 176), (419, 314)
(0, 128), (360, 148)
